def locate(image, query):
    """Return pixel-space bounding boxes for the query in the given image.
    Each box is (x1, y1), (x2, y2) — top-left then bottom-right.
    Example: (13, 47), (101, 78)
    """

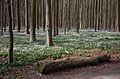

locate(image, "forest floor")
(0, 30), (120, 79)
(0, 61), (120, 79)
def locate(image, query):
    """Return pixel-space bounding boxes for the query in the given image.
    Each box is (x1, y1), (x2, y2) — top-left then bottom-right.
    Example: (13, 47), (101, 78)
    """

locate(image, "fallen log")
(34, 54), (110, 74)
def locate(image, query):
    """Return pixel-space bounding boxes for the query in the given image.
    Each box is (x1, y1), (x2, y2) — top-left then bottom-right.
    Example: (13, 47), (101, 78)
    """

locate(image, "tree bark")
(30, 0), (36, 42)
(36, 0), (40, 29)
(17, 0), (21, 32)
(11, 0), (15, 30)
(56, 0), (59, 35)
(35, 54), (110, 74)
(118, 0), (120, 32)
(45, 0), (53, 46)
(0, 0), (3, 35)
(25, 0), (30, 34)
(7, 0), (14, 64)
(42, 0), (46, 31)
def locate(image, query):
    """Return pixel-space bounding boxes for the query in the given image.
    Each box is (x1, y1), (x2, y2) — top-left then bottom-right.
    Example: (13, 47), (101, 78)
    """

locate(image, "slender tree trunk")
(39, 0), (42, 29)
(17, 0), (21, 32)
(30, 0), (36, 42)
(4, 4), (7, 32)
(45, 0), (53, 46)
(53, 0), (59, 36)
(60, 0), (63, 28)
(115, 0), (118, 32)
(25, 0), (30, 34)
(56, 0), (59, 35)
(7, 0), (14, 64)
(118, 0), (120, 32)
(64, 0), (67, 34)
(36, 0), (40, 29)
(76, 0), (80, 33)
(53, 0), (56, 36)
(94, 0), (97, 32)
(67, 0), (71, 31)
(0, 1), (1, 35)
(11, 0), (15, 30)
(0, 0), (3, 35)
(43, 0), (46, 31)
(12, 0), (16, 30)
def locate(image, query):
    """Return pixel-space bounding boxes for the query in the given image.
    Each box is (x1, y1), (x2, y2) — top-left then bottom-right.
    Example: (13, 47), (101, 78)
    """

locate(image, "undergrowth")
(0, 31), (120, 71)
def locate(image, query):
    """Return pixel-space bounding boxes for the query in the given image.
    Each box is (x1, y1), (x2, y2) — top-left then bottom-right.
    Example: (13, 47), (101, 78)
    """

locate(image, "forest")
(0, 0), (120, 79)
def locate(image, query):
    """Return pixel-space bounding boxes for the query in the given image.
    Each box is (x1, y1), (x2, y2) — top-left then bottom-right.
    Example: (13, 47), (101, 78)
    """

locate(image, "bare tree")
(118, 0), (120, 32)
(7, 0), (14, 63)
(25, 0), (30, 34)
(17, 0), (21, 32)
(30, 0), (36, 42)
(0, 0), (3, 35)
(45, 0), (53, 46)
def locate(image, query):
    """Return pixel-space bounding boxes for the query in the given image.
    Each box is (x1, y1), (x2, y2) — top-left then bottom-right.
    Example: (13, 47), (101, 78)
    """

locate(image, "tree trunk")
(64, 0), (67, 35)
(25, 0), (30, 34)
(67, 0), (71, 32)
(118, 0), (120, 32)
(11, 0), (15, 30)
(7, 0), (14, 64)
(53, 0), (56, 36)
(76, 0), (80, 33)
(35, 54), (110, 74)
(0, 0), (3, 35)
(36, 0), (40, 29)
(43, 0), (46, 31)
(17, 0), (21, 32)
(56, 0), (59, 35)
(45, 0), (53, 46)
(60, 0), (63, 29)
(0, 0), (5, 35)
(30, 0), (37, 42)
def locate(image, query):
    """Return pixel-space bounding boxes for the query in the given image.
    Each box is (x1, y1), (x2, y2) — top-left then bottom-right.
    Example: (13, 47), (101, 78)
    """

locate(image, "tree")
(11, 0), (16, 30)
(0, 0), (3, 35)
(45, 0), (53, 46)
(76, 0), (80, 33)
(42, 0), (46, 31)
(25, 0), (30, 34)
(36, 0), (40, 29)
(30, 0), (37, 42)
(7, 0), (14, 63)
(0, 0), (4, 35)
(17, 0), (21, 32)
(67, 0), (71, 31)
(118, 0), (120, 32)
(53, 0), (59, 36)
(63, 0), (67, 34)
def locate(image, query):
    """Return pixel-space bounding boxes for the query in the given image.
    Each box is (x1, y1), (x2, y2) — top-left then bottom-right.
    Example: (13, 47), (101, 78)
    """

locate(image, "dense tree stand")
(0, 0), (120, 78)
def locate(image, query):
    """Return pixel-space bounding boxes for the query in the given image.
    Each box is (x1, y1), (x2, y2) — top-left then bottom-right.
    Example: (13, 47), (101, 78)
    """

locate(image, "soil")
(1, 61), (120, 79)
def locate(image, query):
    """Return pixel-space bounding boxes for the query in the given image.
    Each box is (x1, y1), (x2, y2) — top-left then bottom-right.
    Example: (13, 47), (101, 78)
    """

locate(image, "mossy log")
(35, 54), (110, 74)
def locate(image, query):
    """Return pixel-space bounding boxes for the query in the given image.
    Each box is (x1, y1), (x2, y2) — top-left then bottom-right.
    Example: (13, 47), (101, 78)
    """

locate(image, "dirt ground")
(1, 61), (119, 79)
